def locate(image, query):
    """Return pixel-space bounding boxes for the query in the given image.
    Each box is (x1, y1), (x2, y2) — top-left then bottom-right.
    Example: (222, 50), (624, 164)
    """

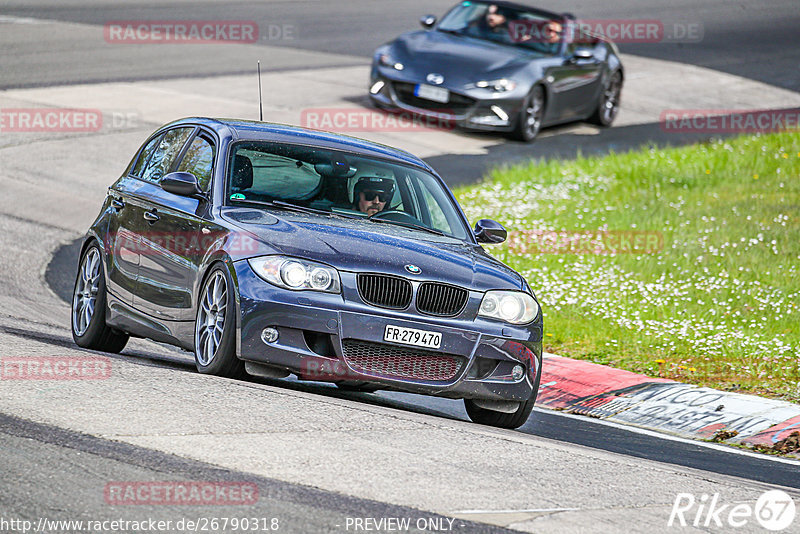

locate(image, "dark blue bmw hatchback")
(72, 117), (542, 428)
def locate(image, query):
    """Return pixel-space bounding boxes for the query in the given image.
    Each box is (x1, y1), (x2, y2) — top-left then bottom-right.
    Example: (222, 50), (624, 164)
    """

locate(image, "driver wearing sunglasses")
(353, 176), (395, 216)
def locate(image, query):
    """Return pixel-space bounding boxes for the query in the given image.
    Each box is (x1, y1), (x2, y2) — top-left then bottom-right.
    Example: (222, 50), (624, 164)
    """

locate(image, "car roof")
(163, 117), (434, 173)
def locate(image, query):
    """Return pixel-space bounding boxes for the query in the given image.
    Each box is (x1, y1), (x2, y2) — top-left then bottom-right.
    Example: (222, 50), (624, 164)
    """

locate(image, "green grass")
(455, 132), (800, 402)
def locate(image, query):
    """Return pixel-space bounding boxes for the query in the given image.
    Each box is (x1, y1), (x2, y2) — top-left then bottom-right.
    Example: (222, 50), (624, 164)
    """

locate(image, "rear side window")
(131, 134), (162, 177)
(141, 127), (194, 183)
(418, 180), (452, 234)
(177, 135), (215, 191)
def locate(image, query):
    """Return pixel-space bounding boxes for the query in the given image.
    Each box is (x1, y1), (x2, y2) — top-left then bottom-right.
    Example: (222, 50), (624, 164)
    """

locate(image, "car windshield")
(438, 1), (563, 55)
(226, 141), (470, 241)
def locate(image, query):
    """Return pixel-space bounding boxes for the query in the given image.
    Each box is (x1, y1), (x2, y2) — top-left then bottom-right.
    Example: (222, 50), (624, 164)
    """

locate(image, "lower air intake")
(342, 339), (463, 382)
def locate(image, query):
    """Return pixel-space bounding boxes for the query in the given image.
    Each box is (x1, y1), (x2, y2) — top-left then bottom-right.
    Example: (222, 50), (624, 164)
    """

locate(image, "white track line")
(453, 508), (579, 514)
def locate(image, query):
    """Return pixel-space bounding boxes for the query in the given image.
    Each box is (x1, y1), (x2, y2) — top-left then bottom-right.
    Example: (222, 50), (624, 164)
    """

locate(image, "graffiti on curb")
(537, 355), (800, 443)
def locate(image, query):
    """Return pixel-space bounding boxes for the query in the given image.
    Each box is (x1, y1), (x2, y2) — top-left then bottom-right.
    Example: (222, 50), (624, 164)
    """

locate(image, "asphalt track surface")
(2, 0), (798, 185)
(34, 249), (800, 491)
(1, 414), (508, 534)
(1, 0), (798, 91)
(2, 1), (800, 532)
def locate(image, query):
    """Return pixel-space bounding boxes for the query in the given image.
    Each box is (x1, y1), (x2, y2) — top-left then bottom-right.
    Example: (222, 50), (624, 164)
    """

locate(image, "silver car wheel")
(601, 72), (622, 124)
(523, 87), (545, 138)
(195, 271), (228, 366)
(72, 247), (101, 336)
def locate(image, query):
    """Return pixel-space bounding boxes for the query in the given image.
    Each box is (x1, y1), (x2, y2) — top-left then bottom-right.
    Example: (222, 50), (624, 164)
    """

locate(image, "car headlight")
(478, 290), (538, 324)
(474, 79), (517, 92)
(379, 53), (404, 71)
(248, 256), (341, 293)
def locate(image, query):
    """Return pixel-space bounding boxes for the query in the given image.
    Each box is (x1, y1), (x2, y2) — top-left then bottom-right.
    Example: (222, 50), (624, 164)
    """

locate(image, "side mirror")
(570, 47), (594, 61)
(420, 15), (437, 29)
(160, 171), (202, 197)
(474, 219), (507, 244)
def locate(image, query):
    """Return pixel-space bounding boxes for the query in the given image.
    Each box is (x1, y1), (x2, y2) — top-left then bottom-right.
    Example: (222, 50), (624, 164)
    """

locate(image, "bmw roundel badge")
(405, 264), (422, 275)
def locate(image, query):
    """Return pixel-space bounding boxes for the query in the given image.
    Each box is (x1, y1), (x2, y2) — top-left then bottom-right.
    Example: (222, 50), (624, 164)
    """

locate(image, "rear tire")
(71, 243), (129, 353)
(194, 265), (245, 379)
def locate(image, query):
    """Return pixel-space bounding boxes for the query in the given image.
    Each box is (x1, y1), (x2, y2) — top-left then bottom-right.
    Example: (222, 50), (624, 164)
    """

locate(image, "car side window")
(176, 134), (215, 191)
(141, 127), (194, 183)
(131, 134), (163, 177)
(418, 182), (451, 233)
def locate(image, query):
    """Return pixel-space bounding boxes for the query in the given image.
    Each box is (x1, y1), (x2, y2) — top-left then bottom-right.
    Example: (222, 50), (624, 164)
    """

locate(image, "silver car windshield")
(226, 141), (470, 241)
(438, 1), (563, 55)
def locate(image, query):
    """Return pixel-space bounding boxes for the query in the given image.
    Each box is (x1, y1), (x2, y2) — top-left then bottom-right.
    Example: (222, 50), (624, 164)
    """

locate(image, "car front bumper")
(368, 67), (527, 133)
(234, 261), (542, 402)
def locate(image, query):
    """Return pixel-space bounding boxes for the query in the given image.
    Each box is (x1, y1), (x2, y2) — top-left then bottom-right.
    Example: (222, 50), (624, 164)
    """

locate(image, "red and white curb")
(538, 354), (800, 454)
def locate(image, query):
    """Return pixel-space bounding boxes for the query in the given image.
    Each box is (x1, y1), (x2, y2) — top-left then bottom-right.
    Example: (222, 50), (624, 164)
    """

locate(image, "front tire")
(510, 85), (545, 142)
(589, 70), (622, 127)
(464, 397), (535, 429)
(335, 381), (380, 393)
(71, 243), (129, 353)
(194, 265), (245, 379)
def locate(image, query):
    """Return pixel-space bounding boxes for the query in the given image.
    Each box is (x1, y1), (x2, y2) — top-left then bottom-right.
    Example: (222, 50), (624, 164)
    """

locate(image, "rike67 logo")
(669, 490), (796, 531)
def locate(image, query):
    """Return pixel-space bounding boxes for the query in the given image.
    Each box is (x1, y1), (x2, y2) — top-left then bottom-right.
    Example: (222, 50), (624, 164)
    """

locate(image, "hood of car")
(389, 30), (535, 86)
(223, 209), (522, 291)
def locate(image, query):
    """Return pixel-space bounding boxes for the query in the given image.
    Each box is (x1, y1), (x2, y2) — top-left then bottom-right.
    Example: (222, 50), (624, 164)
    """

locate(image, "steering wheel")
(369, 209), (423, 225)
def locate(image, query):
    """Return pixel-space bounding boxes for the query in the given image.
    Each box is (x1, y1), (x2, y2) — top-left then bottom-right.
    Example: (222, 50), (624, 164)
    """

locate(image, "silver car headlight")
(474, 79), (517, 92)
(478, 290), (539, 324)
(248, 256), (341, 293)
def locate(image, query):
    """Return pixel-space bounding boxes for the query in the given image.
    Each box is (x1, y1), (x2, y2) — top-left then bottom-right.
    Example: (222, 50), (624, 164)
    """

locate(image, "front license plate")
(384, 325), (442, 349)
(414, 84), (450, 103)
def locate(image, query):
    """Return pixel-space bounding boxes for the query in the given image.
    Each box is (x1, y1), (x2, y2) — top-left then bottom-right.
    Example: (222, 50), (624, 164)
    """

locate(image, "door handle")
(143, 210), (160, 223)
(111, 198), (125, 210)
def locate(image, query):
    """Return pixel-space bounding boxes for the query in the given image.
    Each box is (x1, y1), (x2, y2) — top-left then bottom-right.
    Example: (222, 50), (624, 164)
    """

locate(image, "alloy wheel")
(72, 247), (101, 336)
(601, 73), (622, 124)
(195, 271), (228, 366)
(522, 87), (545, 139)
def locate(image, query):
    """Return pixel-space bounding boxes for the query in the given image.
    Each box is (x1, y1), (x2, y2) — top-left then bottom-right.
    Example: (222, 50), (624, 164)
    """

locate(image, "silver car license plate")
(414, 84), (449, 103)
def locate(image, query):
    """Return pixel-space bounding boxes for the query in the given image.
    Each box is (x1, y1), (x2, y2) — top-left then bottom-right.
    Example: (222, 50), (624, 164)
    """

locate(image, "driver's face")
(485, 5), (506, 28)
(358, 191), (386, 215)
(544, 21), (563, 43)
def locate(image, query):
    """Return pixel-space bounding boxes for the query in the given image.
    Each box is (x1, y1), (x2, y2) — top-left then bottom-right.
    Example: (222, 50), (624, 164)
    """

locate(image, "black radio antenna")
(257, 61), (263, 121)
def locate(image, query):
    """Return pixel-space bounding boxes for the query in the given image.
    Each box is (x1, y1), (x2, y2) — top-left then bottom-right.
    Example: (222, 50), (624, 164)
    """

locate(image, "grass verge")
(455, 132), (800, 403)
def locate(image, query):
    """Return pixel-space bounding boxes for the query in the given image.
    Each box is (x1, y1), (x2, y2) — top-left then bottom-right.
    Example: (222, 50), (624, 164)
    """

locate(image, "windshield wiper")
(229, 198), (358, 219)
(271, 200), (360, 219)
(368, 217), (447, 237)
